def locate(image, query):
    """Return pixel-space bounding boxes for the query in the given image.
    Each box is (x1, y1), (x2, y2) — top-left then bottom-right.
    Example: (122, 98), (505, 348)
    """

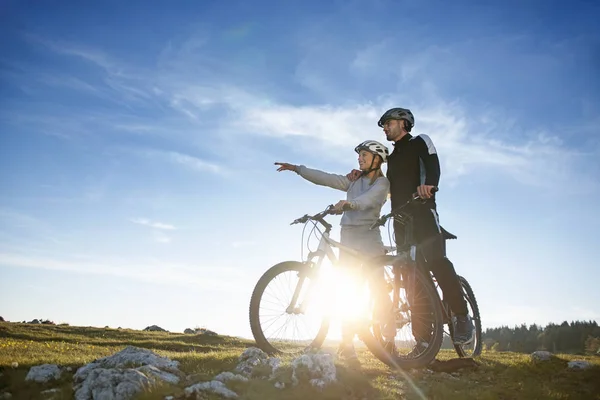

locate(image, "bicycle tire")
(249, 261), (330, 355)
(361, 266), (445, 369)
(452, 275), (482, 357)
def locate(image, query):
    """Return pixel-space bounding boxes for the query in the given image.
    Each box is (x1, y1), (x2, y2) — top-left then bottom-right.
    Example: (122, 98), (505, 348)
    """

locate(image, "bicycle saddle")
(441, 226), (457, 240)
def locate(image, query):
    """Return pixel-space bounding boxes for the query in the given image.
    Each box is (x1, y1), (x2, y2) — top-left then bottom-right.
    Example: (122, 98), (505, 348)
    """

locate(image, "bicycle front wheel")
(249, 261), (329, 354)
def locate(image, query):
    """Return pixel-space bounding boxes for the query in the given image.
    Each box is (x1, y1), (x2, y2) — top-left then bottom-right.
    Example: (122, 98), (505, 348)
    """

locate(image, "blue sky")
(1, 0), (599, 338)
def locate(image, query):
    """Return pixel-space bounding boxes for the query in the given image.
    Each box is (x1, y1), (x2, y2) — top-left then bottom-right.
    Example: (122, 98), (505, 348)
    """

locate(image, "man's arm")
(414, 134), (440, 197)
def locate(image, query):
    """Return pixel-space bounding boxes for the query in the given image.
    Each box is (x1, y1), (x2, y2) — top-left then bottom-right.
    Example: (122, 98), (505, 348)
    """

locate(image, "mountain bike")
(362, 197), (482, 368)
(249, 190), (481, 368)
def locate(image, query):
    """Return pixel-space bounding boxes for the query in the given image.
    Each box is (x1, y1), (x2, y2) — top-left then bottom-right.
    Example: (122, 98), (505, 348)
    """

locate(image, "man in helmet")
(349, 109), (474, 351)
(275, 140), (394, 362)
(379, 107), (474, 349)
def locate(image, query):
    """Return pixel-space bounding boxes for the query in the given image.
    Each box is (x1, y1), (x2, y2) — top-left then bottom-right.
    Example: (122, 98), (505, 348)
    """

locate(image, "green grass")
(1, 322), (599, 399)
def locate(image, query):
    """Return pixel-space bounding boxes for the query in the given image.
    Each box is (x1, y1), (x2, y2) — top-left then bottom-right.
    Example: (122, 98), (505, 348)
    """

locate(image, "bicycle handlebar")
(369, 187), (439, 230)
(289, 186), (438, 231)
(290, 205), (337, 230)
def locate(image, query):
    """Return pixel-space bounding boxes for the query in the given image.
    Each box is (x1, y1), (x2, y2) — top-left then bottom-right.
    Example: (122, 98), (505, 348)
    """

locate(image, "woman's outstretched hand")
(274, 162), (298, 172)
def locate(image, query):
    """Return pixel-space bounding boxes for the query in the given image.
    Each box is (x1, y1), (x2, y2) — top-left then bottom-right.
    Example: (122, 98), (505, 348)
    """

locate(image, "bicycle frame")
(284, 199), (448, 340)
(285, 226), (368, 315)
(287, 218), (416, 321)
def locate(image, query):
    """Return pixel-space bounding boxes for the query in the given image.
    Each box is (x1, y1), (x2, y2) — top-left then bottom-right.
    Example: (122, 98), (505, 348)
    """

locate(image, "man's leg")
(427, 253), (473, 344)
(418, 209), (473, 345)
(427, 255), (467, 315)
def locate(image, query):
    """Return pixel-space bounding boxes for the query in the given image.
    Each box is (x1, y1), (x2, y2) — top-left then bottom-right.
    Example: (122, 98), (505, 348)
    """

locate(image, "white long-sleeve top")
(296, 165), (390, 226)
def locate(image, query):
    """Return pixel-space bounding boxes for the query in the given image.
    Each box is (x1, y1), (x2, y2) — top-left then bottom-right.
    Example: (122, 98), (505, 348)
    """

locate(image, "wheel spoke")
(250, 264), (328, 354)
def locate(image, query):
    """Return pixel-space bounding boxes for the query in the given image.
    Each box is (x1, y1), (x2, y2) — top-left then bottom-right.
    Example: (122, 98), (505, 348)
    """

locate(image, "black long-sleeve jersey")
(386, 133), (441, 211)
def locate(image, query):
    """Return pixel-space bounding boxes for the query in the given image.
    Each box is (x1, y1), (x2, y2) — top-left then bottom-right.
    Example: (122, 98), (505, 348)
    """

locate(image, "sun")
(313, 259), (373, 324)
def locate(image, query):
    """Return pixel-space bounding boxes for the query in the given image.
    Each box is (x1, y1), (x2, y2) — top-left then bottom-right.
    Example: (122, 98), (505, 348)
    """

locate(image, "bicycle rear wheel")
(361, 265), (444, 369)
(451, 275), (482, 357)
(249, 261), (329, 354)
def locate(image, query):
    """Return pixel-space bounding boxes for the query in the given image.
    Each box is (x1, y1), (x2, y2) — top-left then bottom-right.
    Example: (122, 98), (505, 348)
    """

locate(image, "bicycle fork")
(285, 258), (321, 315)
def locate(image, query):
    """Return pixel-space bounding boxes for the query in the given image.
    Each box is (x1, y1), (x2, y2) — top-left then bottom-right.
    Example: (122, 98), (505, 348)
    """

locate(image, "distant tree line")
(483, 320), (600, 354)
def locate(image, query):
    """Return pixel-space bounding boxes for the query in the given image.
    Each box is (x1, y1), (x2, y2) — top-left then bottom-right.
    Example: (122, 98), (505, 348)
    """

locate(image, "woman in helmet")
(274, 140), (393, 361)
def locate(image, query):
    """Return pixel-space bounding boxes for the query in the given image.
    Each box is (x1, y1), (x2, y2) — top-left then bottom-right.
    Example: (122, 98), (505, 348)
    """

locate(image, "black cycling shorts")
(393, 205), (446, 262)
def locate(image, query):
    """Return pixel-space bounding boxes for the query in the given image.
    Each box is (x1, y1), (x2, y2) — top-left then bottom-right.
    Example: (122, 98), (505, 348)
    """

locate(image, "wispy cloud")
(35, 73), (104, 96)
(215, 94), (594, 188)
(152, 230), (172, 244)
(232, 240), (256, 248)
(10, 31), (599, 191)
(148, 34), (598, 188)
(130, 218), (176, 230)
(166, 151), (221, 174)
(0, 208), (46, 229)
(135, 149), (222, 174)
(0, 252), (244, 292)
(26, 34), (129, 78)
(22, 35), (157, 110)
(0, 208), (70, 246)
(130, 217), (177, 244)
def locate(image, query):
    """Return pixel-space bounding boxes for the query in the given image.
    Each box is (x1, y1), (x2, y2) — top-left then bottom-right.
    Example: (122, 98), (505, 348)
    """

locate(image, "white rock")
(0, 393), (12, 399)
(274, 382), (285, 389)
(291, 352), (336, 389)
(74, 368), (151, 400)
(568, 360), (591, 370)
(73, 346), (183, 400)
(10, 362), (18, 369)
(239, 347), (269, 362)
(234, 347), (278, 378)
(137, 365), (180, 384)
(25, 364), (62, 383)
(40, 388), (61, 399)
(309, 378), (328, 389)
(75, 346), (180, 380)
(214, 372), (249, 383)
(531, 351), (553, 362)
(185, 380), (238, 399)
(268, 358), (281, 378)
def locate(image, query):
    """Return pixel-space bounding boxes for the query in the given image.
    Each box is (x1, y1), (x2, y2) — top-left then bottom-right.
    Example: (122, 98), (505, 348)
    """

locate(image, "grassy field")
(1, 322), (599, 400)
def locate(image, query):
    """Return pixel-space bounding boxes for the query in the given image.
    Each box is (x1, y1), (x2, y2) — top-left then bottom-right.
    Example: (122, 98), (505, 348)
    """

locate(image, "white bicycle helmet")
(354, 140), (390, 162)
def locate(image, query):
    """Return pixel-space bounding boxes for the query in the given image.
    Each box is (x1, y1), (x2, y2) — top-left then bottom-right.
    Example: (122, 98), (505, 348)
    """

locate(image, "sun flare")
(313, 260), (373, 322)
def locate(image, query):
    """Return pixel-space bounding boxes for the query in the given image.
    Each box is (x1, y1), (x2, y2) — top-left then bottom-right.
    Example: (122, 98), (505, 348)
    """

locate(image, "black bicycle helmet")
(377, 108), (415, 131)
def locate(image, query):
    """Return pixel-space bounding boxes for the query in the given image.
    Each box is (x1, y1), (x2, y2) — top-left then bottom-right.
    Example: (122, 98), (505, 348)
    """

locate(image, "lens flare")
(315, 260), (372, 323)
